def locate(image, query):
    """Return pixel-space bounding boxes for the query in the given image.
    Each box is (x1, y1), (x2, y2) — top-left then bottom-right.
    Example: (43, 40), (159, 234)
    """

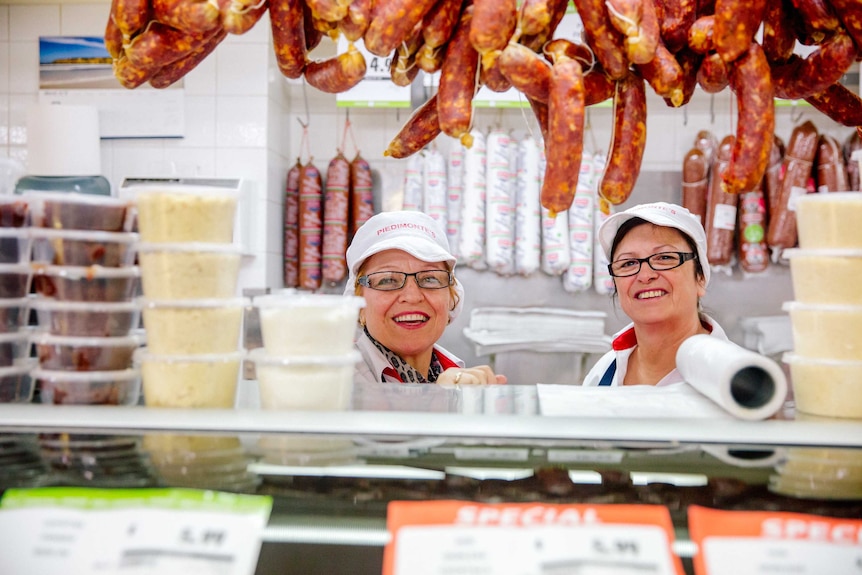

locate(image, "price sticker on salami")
(383, 501), (685, 575)
(336, 37), (411, 108)
(688, 505), (862, 575)
(0, 487), (272, 575)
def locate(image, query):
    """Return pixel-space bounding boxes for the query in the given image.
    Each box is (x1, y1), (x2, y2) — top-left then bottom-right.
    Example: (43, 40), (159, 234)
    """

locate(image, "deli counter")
(0, 380), (860, 575)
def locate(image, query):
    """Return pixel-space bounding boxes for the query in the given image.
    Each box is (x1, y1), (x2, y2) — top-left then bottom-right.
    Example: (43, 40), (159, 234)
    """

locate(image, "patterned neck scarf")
(363, 326), (443, 383)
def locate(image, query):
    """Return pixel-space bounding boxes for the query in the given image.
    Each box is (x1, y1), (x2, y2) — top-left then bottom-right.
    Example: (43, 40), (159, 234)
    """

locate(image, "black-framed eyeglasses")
(608, 252), (697, 277)
(358, 270), (453, 291)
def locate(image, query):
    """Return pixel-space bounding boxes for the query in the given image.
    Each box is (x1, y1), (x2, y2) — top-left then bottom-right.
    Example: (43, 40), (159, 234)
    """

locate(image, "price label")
(336, 37), (410, 108)
(0, 487), (272, 575)
(688, 506), (862, 575)
(383, 501), (685, 575)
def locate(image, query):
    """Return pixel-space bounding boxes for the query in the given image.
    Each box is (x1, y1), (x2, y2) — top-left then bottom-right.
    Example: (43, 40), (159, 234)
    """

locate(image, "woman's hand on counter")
(437, 366), (508, 387)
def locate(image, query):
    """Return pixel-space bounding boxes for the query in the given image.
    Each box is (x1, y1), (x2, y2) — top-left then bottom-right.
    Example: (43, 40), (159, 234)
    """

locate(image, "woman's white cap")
(344, 210), (464, 320)
(598, 202), (711, 286)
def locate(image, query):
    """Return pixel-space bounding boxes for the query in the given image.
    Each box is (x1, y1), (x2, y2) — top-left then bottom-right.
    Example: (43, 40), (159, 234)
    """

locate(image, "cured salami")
(299, 161), (324, 290)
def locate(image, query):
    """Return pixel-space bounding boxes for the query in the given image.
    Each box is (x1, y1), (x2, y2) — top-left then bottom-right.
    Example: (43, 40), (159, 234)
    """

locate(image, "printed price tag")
(688, 505), (862, 575)
(0, 487), (272, 575)
(383, 501), (685, 575)
(335, 37), (410, 108)
(712, 203), (738, 231)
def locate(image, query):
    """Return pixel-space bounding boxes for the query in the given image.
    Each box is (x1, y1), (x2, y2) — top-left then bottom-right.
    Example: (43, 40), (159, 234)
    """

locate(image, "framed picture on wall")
(38, 36), (185, 139)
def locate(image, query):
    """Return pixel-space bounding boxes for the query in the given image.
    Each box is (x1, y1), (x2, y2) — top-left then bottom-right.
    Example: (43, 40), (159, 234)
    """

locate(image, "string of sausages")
(107, 0), (862, 214)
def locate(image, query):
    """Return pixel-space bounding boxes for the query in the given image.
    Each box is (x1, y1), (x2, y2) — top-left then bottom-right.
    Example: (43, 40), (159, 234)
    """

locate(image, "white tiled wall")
(0, 2), (282, 289)
(0, 2), (856, 331)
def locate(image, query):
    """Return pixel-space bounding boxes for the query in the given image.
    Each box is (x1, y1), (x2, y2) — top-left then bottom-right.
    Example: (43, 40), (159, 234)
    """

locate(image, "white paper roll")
(676, 334), (788, 420)
(26, 104), (101, 176)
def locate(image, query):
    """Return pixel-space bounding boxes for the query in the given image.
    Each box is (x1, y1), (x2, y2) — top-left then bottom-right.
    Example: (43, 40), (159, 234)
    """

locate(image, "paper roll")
(676, 334), (788, 420)
(26, 104), (101, 176)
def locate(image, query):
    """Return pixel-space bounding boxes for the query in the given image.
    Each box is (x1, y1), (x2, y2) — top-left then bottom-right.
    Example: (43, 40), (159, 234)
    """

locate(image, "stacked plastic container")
(250, 293), (364, 464)
(131, 185), (246, 409)
(25, 192), (143, 406)
(782, 192), (862, 420)
(129, 185), (259, 491)
(0, 194), (35, 403)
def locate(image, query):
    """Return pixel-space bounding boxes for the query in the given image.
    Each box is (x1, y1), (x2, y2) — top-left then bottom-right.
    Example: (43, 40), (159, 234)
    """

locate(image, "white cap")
(598, 202), (710, 286)
(344, 211), (464, 320)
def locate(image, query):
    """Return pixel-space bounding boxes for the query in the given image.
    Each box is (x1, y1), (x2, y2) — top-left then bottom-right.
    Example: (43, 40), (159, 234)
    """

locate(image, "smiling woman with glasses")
(358, 270), (454, 290)
(345, 211), (506, 387)
(582, 202), (730, 388)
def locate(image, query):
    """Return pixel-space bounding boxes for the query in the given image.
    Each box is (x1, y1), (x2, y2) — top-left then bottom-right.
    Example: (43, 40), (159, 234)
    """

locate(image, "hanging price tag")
(0, 487), (272, 575)
(335, 38), (410, 108)
(688, 505), (862, 575)
(383, 501), (685, 575)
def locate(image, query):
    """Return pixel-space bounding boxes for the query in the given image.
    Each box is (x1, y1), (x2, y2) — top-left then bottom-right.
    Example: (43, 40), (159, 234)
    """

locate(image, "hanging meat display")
(106, 0), (862, 213)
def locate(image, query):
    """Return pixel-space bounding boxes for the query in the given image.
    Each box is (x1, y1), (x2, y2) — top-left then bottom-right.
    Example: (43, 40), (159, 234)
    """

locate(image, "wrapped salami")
(322, 152), (350, 285)
(485, 130), (516, 275)
(514, 137), (542, 276)
(737, 183), (769, 275)
(593, 155), (615, 296)
(446, 139), (465, 258)
(349, 152), (375, 242)
(423, 147), (448, 228)
(563, 151), (595, 293)
(402, 152), (424, 211)
(539, 149), (570, 276)
(299, 161), (324, 291)
(283, 159), (301, 288)
(458, 130), (488, 270)
(705, 135), (737, 271)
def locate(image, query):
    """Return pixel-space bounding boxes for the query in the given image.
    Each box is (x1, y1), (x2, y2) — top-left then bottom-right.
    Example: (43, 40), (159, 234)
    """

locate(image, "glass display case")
(0, 381), (860, 575)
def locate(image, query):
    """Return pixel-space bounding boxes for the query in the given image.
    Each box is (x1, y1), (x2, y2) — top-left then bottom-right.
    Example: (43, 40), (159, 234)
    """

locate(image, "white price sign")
(383, 501), (685, 575)
(0, 487), (272, 575)
(689, 506), (862, 575)
(336, 38), (411, 108)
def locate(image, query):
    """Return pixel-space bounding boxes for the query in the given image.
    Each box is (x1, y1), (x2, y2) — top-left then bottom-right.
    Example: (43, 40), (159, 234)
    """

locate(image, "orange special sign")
(383, 500), (685, 575)
(688, 505), (862, 574)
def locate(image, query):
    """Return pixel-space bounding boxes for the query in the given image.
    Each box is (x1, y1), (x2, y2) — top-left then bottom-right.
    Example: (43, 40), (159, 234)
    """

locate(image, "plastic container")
(249, 348), (359, 411)
(0, 360), (36, 403)
(795, 192), (862, 249)
(24, 191), (130, 231)
(0, 298), (31, 333)
(33, 265), (141, 302)
(783, 352), (862, 418)
(34, 367), (141, 405)
(784, 248), (862, 305)
(783, 301), (862, 360)
(0, 228), (32, 263)
(136, 350), (242, 408)
(142, 433), (242, 456)
(137, 242), (241, 300)
(32, 332), (144, 371)
(140, 297), (247, 354)
(0, 196), (28, 227)
(30, 229), (138, 267)
(132, 186), (238, 243)
(255, 293), (365, 356)
(0, 331), (31, 368)
(0, 263), (33, 298)
(31, 299), (141, 337)
(768, 473), (862, 500)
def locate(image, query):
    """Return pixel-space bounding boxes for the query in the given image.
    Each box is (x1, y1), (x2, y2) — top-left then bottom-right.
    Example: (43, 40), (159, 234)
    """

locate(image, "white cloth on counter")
(462, 306), (611, 356)
(536, 382), (733, 418)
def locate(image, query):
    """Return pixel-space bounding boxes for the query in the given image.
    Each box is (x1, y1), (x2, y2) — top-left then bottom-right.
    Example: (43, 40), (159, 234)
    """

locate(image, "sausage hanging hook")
(790, 101), (805, 124)
(586, 107), (598, 155)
